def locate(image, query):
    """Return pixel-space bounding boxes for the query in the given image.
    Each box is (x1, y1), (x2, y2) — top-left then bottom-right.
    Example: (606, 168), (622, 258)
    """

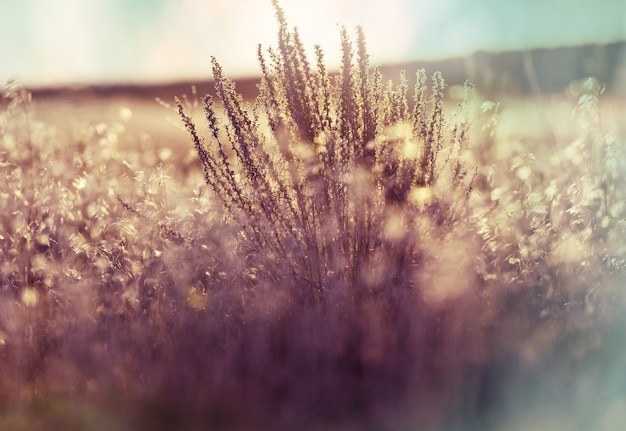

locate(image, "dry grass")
(1, 2), (625, 430)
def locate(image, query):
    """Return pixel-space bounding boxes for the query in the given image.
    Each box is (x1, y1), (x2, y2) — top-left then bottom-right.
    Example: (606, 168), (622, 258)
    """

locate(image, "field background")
(2, 38), (626, 431)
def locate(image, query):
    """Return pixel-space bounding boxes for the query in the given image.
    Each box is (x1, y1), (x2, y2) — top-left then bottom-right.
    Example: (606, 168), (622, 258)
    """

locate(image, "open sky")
(1, 0), (625, 87)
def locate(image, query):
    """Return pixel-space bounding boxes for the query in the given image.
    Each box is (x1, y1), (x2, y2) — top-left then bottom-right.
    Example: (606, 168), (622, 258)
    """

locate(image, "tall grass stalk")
(177, 0), (475, 299)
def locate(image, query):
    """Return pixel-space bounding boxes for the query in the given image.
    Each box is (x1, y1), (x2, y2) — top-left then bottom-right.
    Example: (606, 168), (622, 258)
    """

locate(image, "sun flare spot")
(21, 288), (39, 308)
(186, 286), (209, 310)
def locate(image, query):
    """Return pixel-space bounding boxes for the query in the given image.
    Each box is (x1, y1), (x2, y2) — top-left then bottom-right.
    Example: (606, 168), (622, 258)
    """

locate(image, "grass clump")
(177, 1), (476, 300)
(170, 4), (484, 426)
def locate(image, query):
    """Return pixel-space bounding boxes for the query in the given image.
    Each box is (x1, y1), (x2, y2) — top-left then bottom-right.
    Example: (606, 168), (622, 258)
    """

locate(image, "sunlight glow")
(0, 0), (624, 86)
(168, 0), (423, 78)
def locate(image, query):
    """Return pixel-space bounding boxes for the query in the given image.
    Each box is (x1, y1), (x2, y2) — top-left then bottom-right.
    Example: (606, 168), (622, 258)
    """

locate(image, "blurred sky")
(1, 0), (625, 87)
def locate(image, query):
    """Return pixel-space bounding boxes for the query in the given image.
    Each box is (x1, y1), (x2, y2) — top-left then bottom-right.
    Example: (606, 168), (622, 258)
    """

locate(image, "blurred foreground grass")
(1, 77), (625, 430)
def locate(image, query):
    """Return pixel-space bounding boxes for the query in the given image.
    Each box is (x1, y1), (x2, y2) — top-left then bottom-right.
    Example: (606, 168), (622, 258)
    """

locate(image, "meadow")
(1, 3), (626, 430)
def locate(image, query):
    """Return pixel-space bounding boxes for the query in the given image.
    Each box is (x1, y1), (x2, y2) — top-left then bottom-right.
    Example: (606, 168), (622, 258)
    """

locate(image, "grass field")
(1, 4), (626, 430)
